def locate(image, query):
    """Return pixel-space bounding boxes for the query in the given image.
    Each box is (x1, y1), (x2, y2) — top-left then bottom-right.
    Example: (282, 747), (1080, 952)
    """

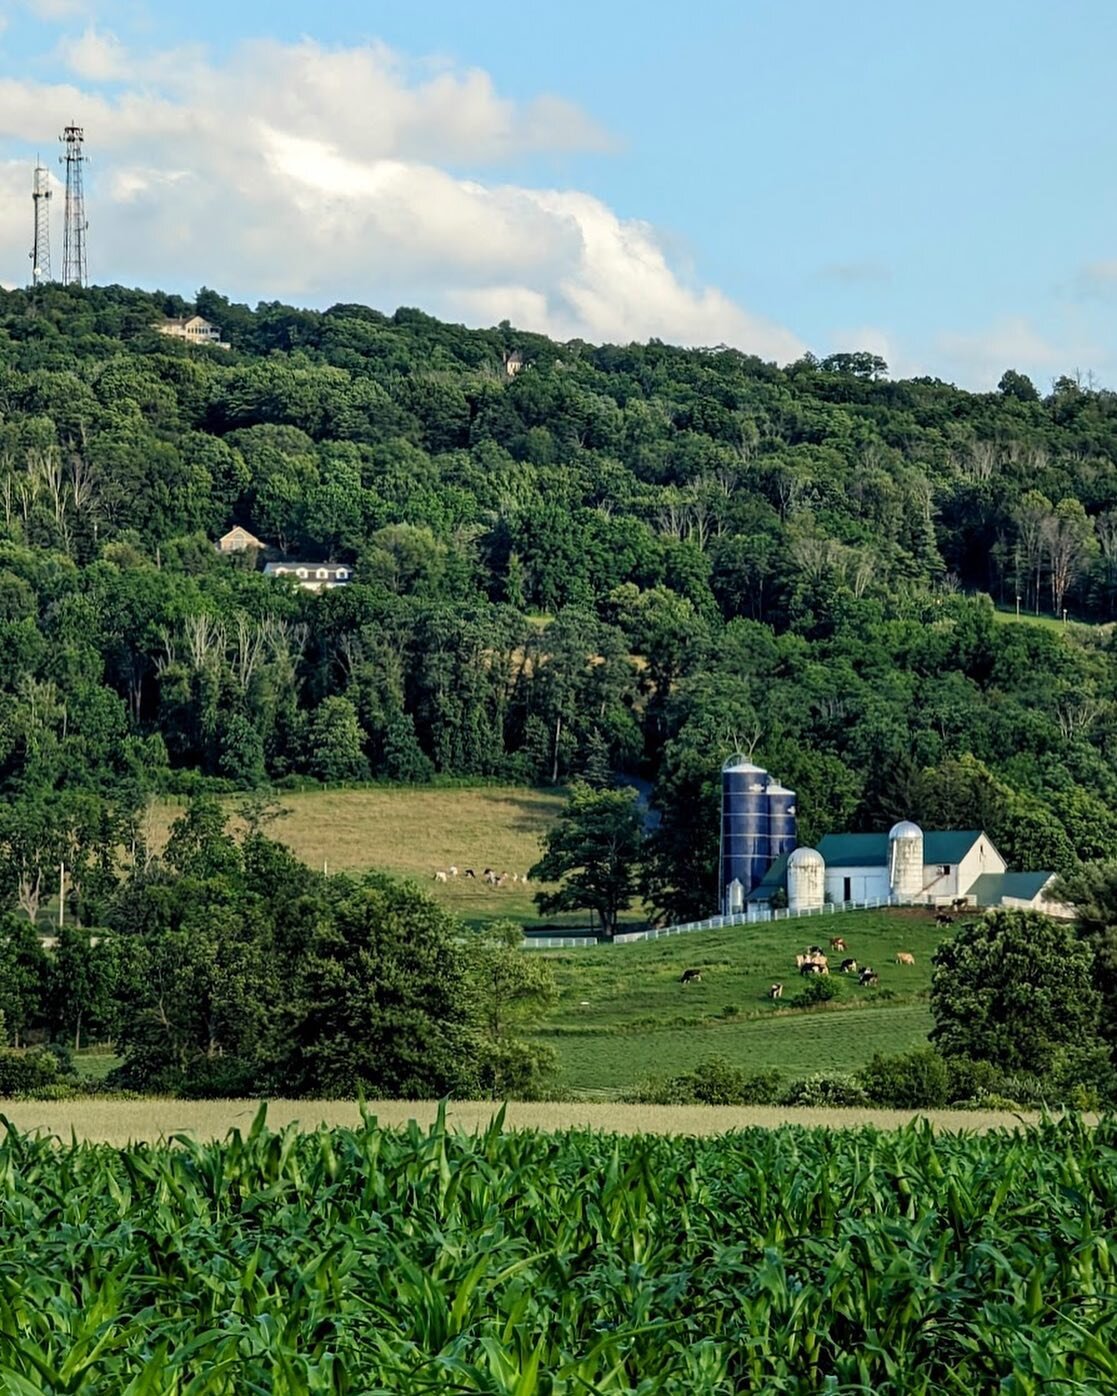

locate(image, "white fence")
(523, 896), (910, 950)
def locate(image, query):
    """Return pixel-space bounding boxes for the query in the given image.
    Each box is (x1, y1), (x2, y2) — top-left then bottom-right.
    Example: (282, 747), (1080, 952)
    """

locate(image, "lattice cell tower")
(30, 158), (52, 285)
(59, 123), (88, 288)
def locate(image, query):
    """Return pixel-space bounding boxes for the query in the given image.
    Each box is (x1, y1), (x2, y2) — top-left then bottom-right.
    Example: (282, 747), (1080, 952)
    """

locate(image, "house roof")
(815, 830), (984, 867)
(220, 526), (262, 544)
(967, 871), (1054, 904)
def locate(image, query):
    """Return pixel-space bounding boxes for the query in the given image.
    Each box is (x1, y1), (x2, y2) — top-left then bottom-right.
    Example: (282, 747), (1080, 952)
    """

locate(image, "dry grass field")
(0, 1098), (1055, 1145)
(146, 785), (569, 924)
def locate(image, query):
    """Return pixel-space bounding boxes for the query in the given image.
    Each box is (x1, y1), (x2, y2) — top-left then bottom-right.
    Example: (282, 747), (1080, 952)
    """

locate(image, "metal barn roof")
(745, 853), (790, 903)
(967, 871), (1054, 905)
(815, 830), (984, 867)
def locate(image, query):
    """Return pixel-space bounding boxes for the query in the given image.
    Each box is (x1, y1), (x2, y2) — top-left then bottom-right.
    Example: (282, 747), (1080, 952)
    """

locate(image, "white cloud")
(826, 325), (924, 380)
(56, 26), (129, 81)
(0, 31), (803, 359)
(934, 316), (1101, 391)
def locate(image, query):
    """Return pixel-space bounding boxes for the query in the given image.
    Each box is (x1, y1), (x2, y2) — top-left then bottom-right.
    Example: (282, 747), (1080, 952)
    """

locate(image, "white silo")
(787, 847), (825, 913)
(888, 820), (924, 901)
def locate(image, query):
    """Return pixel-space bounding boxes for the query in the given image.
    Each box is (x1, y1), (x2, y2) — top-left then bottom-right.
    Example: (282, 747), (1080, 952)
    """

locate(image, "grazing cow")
(680, 968), (703, 985)
(483, 868), (498, 885)
(433, 870), (448, 883)
(795, 953), (808, 969)
(859, 967), (879, 987)
(448, 866), (458, 878)
(935, 912), (954, 927)
(830, 937), (847, 952)
(840, 958), (858, 974)
(895, 952), (915, 966)
(463, 869), (476, 879)
(800, 961), (828, 976)
(808, 945), (824, 956)
(769, 982), (783, 1000)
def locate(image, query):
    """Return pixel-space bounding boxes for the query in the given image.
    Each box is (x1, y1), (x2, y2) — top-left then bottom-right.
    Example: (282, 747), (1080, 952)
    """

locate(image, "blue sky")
(0, 0), (1114, 387)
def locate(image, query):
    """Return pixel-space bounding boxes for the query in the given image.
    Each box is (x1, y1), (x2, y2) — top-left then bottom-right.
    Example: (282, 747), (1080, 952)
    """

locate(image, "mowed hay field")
(147, 785), (568, 924)
(533, 907), (946, 1094)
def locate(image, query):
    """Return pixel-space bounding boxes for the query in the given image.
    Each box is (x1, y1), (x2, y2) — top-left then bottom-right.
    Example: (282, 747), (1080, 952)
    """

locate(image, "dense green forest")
(2, 281), (1117, 936)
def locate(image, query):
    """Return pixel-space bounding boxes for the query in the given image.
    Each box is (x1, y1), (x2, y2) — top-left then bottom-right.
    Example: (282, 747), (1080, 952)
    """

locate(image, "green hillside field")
(532, 907), (946, 1096)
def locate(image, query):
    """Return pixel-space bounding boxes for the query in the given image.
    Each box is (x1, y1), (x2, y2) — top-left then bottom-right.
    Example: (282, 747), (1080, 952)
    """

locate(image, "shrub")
(791, 976), (838, 1008)
(858, 1048), (951, 1109)
(626, 1056), (784, 1106)
(0, 1048), (59, 1096)
(15, 1082), (75, 1102)
(781, 1073), (869, 1107)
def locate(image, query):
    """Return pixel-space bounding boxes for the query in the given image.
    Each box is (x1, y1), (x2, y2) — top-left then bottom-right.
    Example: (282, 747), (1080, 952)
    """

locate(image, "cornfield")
(1, 1108), (1116, 1393)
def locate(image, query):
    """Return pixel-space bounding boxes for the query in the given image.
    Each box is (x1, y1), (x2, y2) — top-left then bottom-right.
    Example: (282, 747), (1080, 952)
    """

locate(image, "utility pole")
(30, 158), (52, 285)
(60, 123), (88, 287)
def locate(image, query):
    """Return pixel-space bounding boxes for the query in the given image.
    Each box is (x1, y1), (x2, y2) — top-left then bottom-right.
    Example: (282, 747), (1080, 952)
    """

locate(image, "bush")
(791, 976), (838, 1008)
(781, 1073), (869, 1107)
(15, 1082), (75, 1102)
(0, 1048), (59, 1096)
(858, 1048), (951, 1109)
(626, 1056), (784, 1106)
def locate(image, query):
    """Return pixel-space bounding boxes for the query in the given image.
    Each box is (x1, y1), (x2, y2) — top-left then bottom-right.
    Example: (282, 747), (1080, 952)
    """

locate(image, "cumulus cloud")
(0, 29), (803, 358)
(933, 316), (1100, 391)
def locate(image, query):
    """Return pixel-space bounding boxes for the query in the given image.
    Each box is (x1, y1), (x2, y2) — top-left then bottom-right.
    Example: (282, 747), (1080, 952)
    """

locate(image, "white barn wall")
(825, 866), (890, 903)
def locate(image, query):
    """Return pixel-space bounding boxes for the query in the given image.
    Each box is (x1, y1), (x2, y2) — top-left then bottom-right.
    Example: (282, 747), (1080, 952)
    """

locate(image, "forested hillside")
(2, 282), (1117, 924)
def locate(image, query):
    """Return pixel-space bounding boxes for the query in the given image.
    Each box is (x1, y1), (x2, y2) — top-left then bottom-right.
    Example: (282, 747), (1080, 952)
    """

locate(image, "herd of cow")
(678, 932), (919, 999)
(432, 866), (529, 887)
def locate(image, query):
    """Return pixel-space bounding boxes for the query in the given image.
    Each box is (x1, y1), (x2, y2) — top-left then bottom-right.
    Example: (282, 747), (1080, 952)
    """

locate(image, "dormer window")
(296, 568), (308, 579)
(336, 568), (349, 580)
(275, 567), (288, 575)
(317, 568), (328, 580)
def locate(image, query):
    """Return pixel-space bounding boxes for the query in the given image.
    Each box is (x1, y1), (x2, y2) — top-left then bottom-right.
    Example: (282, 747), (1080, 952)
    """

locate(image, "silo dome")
(788, 846), (824, 869)
(787, 846), (825, 913)
(722, 755), (768, 776)
(888, 820), (924, 900)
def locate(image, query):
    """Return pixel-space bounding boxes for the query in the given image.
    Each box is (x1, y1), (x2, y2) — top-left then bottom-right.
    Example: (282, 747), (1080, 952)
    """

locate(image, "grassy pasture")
(146, 784), (570, 925)
(533, 907), (947, 1093)
(0, 1098), (1053, 1144)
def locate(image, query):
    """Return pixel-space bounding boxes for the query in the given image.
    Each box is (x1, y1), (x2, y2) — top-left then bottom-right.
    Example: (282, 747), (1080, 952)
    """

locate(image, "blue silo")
(720, 757), (770, 912)
(766, 782), (798, 861)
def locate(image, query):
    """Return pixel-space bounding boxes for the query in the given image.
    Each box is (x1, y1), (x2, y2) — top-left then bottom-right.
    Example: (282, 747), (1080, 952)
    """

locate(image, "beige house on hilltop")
(157, 315), (230, 348)
(216, 526), (264, 554)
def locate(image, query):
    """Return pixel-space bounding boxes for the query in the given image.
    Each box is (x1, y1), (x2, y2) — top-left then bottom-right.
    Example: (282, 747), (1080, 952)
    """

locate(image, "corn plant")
(1, 1106), (1116, 1392)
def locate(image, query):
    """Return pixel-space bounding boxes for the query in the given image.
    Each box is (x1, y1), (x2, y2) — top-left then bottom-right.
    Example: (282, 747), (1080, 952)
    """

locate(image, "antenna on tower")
(30, 157), (52, 286)
(59, 123), (88, 288)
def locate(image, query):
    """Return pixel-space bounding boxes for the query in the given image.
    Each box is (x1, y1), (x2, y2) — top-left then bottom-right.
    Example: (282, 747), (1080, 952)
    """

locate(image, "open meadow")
(147, 784), (570, 925)
(532, 907), (946, 1094)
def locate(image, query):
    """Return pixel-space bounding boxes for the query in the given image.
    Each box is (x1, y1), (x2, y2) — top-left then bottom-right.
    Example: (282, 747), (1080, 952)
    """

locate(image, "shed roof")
(815, 830), (983, 867)
(967, 871), (1054, 905)
(745, 853), (790, 903)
